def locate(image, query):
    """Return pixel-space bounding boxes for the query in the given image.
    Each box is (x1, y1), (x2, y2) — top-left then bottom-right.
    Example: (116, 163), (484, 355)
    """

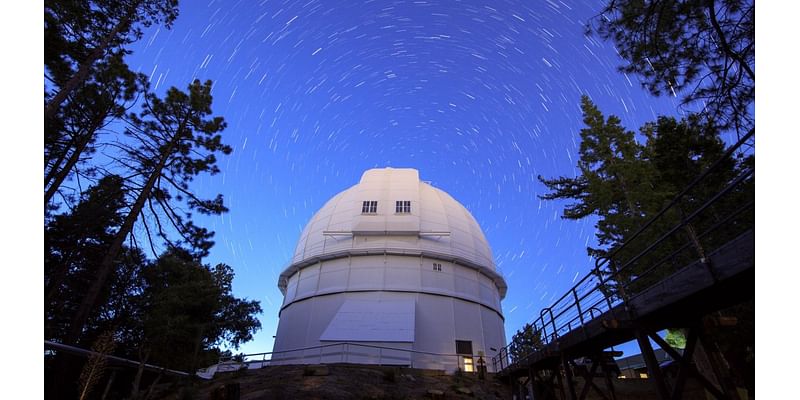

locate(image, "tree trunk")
(44, 3), (137, 122)
(66, 116), (188, 345)
(45, 111), (107, 205)
(100, 369), (117, 400)
(130, 348), (151, 399)
(189, 325), (207, 374)
(45, 135), (92, 205)
(706, 0), (755, 82)
(45, 139), (72, 189)
(143, 371), (163, 400)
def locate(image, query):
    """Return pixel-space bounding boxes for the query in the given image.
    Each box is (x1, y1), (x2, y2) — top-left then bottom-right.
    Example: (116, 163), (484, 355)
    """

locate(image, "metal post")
(635, 330), (670, 400)
(698, 330), (741, 400)
(555, 364), (567, 400)
(671, 328), (698, 399)
(601, 354), (618, 400)
(527, 367), (535, 400)
(561, 353), (578, 400)
(573, 289), (585, 327)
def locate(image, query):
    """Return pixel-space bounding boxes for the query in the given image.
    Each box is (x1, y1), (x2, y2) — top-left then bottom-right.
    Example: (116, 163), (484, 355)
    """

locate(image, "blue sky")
(119, 0), (694, 357)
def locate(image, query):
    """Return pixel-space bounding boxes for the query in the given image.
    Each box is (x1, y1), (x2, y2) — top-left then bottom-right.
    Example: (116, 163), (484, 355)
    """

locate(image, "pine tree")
(588, 0), (754, 134)
(44, 52), (146, 206)
(509, 323), (544, 364)
(44, 1), (179, 209)
(539, 99), (753, 296)
(538, 96), (661, 261)
(128, 249), (261, 396)
(67, 79), (232, 344)
(44, 0), (179, 121)
(45, 175), (128, 341)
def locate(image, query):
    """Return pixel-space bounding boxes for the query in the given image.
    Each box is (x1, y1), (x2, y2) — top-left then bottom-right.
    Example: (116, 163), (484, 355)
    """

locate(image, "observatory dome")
(272, 168), (507, 371)
(279, 168), (506, 297)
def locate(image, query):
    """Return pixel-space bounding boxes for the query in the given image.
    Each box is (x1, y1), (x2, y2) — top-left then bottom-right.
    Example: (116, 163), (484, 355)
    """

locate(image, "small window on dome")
(396, 200), (411, 214)
(362, 201), (377, 214)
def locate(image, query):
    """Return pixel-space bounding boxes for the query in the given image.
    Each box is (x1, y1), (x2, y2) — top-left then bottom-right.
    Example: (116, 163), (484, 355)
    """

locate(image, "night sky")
(122, 0), (693, 356)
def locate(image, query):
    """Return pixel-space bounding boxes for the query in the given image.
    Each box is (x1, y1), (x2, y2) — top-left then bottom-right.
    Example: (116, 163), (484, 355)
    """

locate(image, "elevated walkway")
(496, 229), (753, 378)
(495, 129), (754, 400)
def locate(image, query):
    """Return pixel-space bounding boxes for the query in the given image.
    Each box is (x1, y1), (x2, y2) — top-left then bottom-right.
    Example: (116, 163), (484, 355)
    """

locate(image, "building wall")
(272, 254), (506, 371)
(272, 290), (506, 371)
(281, 254), (502, 314)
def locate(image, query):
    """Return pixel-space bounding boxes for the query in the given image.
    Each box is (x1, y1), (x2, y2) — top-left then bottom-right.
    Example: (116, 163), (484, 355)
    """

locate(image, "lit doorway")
(455, 340), (474, 372)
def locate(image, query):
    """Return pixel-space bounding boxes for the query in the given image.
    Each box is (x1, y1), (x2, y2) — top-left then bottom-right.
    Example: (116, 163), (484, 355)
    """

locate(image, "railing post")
(573, 289), (585, 327)
(635, 330), (670, 400)
(548, 308), (557, 340)
(539, 318), (548, 345)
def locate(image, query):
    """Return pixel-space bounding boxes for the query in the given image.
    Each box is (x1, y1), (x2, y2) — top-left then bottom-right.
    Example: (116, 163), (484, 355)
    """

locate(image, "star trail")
(124, 0), (685, 355)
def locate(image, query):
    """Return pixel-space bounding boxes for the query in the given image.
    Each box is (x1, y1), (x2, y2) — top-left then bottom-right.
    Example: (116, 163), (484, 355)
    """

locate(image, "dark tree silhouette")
(44, 0), (178, 121)
(45, 174), (146, 343)
(539, 96), (660, 262)
(44, 52), (146, 206)
(539, 96), (752, 293)
(128, 249), (261, 396)
(589, 0), (754, 135)
(509, 323), (544, 364)
(67, 79), (232, 345)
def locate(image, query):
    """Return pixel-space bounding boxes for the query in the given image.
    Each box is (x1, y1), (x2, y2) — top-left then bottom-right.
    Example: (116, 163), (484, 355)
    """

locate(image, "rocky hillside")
(152, 364), (512, 400)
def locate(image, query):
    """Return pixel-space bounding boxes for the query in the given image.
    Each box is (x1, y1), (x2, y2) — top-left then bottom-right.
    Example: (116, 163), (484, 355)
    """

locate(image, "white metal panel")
(274, 299), (313, 349)
(347, 266), (384, 290)
(287, 167), (499, 275)
(317, 269), (349, 293)
(296, 276), (318, 298)
(284, 274), (299, 303)
(413, 294), (456, 354)
(480, 306), (507, 370)
(385, 265), (421, 290)
(349, 255), (382, 268)
(320, 299), (415, 342)
(453, 267), (480, 300)
(306, 295), (345, 344)
(384, 235), (418, 250)
(453, 300), (484, 353)
(421, 265), (455, 293)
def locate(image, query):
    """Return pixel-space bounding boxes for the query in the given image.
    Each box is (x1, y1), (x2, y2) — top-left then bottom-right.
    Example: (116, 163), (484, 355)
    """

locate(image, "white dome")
(278, 167), (506, 298)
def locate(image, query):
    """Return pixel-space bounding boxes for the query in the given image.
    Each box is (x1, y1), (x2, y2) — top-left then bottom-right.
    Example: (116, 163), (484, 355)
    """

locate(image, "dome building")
(271, 168), (507, 372)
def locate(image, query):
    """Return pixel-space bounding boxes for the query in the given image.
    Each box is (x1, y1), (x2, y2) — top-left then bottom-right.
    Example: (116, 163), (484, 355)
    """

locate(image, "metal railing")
(212, 342), (489, 376)
(493, 129), (755, 373)
(45, 340), (191, 377)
